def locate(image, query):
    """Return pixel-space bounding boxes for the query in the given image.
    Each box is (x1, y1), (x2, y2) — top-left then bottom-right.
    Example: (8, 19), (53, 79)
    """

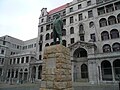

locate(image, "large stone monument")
(40, 44), (72, 90)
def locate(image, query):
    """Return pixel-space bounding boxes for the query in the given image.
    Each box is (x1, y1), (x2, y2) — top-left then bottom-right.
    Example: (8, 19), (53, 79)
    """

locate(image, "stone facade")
(41, 44), (72, 90)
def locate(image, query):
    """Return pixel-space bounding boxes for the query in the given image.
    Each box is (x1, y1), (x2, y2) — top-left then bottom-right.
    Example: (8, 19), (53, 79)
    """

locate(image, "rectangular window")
(69, 7), (73, 12)
(78, 13), (83, 21)
(41, 27), (43, 32)
(63, 19), (66, 25)
(97, 7), (105, 15)
(13, 58), (16, 64)
(90, 33), (96, 42)
(17, 58), (20, 64)
(88, 10), (93, 18)
(39, 55), (42, 60)
(106, 4), (114, 13)
(3, 41), (6, 45)
(10, 59), (12, 65)
(46, 24), (50, 31)
(114, 1), (120, 10)
(87, 1), (91, 6)
(78, 4), (82, 9)
(70, 16), (74, 23)
(80, 35), (84, 41)
(26, 56), (29, 63)
(1, 50), (4, 54)
(71, 38), (74, 44)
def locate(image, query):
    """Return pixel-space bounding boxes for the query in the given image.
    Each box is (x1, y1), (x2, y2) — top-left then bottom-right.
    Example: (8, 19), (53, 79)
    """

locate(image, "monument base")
(40, 44), (72, 90)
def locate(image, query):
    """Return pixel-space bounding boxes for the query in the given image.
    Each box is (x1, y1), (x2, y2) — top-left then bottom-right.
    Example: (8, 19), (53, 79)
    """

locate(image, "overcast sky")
(0, 0), (72, 41)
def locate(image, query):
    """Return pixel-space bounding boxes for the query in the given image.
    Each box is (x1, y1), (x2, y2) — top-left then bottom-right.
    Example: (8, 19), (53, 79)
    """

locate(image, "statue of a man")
(53, 14), (63, 45)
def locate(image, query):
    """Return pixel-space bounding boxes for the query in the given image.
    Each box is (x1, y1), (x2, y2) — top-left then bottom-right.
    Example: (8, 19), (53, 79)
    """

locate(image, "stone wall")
(40, 44), (72, 90)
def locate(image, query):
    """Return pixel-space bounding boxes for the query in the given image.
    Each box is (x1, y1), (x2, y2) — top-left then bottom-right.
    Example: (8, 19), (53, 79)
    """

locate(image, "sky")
(0, 0), (72, 41)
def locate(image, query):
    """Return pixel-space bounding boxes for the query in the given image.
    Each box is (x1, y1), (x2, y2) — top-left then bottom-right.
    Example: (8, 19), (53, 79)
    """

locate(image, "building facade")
(0, 0), (120, 84)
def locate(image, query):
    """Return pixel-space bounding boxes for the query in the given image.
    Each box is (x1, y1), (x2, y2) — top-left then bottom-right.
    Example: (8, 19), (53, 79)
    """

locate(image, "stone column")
(36, 66), (38, 80)
(40, 44), (72, 90)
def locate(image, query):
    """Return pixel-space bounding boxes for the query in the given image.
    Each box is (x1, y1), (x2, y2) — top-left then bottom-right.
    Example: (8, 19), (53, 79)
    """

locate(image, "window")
(87, 1), (91, 6)
(70, 38), (74, 44)
(70, 27), (74, 34)
(90, 33), (96, 42)
(46, 24), (50, 31)
(112, 43), (120, 52)
(3, 41), (6, 45)
(79, 24), (84, 34)
(106, 4), (114, 13)
(51, 23), (53, 29)
(108, 16), (117, 25)
(63, 19), (66, 25)
(99, 18), (107, 27)
(45, 43), (49, 47)
(81, 64), (88, 78)
(39, 55), (42, 60)
(62, 29), (66, 36)
(39, 44), (42, 51)
(97, 7), (105, 15)
(78, 4), (82, 9)
(89, 21), (94, 28)
(110, 29), (119, 39)
(117, 14), (120, 23)
(26, 56), (29, 63)
(45, 33), (50, 40)
(41, 18), (44, 23)
(21, 57), (24, 63)
(78, 14), (83, 21)
(10, 59), (12, 64)
(101, 31), (109, 40)
(69, 7), (73, 12)
(13, 58), (16, 64)
(62, 10), (66, 16)
(40, 27), (43, 32)
(88, 10), (93, 18)
(1, 50), (4, 54)
(51, 32), (53, 39)
(103, 44), (111, 52)
(70, 16), (74, 23)
(114, 1), (120, 10)
(17, 58), (20, 64)
(80, 34), (84, 41)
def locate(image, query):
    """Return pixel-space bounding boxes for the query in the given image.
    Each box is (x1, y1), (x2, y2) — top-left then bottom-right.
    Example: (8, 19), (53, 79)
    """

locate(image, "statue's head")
(55, 14), (60, 19)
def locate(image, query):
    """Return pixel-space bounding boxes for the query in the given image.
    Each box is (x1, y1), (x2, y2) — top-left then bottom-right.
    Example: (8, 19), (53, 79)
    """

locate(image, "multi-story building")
(38, 0), (120, 84)
(0, 0), (120, 85)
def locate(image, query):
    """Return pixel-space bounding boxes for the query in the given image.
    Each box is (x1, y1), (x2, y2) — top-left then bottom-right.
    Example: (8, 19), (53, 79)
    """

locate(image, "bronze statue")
(53, 14), (63, 45)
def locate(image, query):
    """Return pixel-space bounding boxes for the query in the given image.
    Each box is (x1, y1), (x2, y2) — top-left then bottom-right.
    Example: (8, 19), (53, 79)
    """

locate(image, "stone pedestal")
(40, 44), (72, 90)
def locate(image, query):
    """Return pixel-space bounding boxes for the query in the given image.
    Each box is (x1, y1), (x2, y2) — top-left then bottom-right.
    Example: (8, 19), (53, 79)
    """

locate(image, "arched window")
(79, 24), (84, 31)
(108, 16), (117, 25)
(73, 48), (87, 58)
(45, 43), (49, 47)
(101, 60), (112, 81)
(99, 18), (107, 27)
(51, 32), (53, 39)
(117, 14), (120, 23)
(45, 33), (50, 40)
(38, 65), (42, 79)
(112, 43), (120, 52)
(62, 40), (67, 47)
(101, 31), (109, 40)
(113, 59), (120, 80)
(89, 21), (94, 28)
(110, 29), (119, 39)
(81, 64), (88, 78)
(103, 44), (111, 52)
(70, 27), (74, 34)
(62, 29), (66, 36)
